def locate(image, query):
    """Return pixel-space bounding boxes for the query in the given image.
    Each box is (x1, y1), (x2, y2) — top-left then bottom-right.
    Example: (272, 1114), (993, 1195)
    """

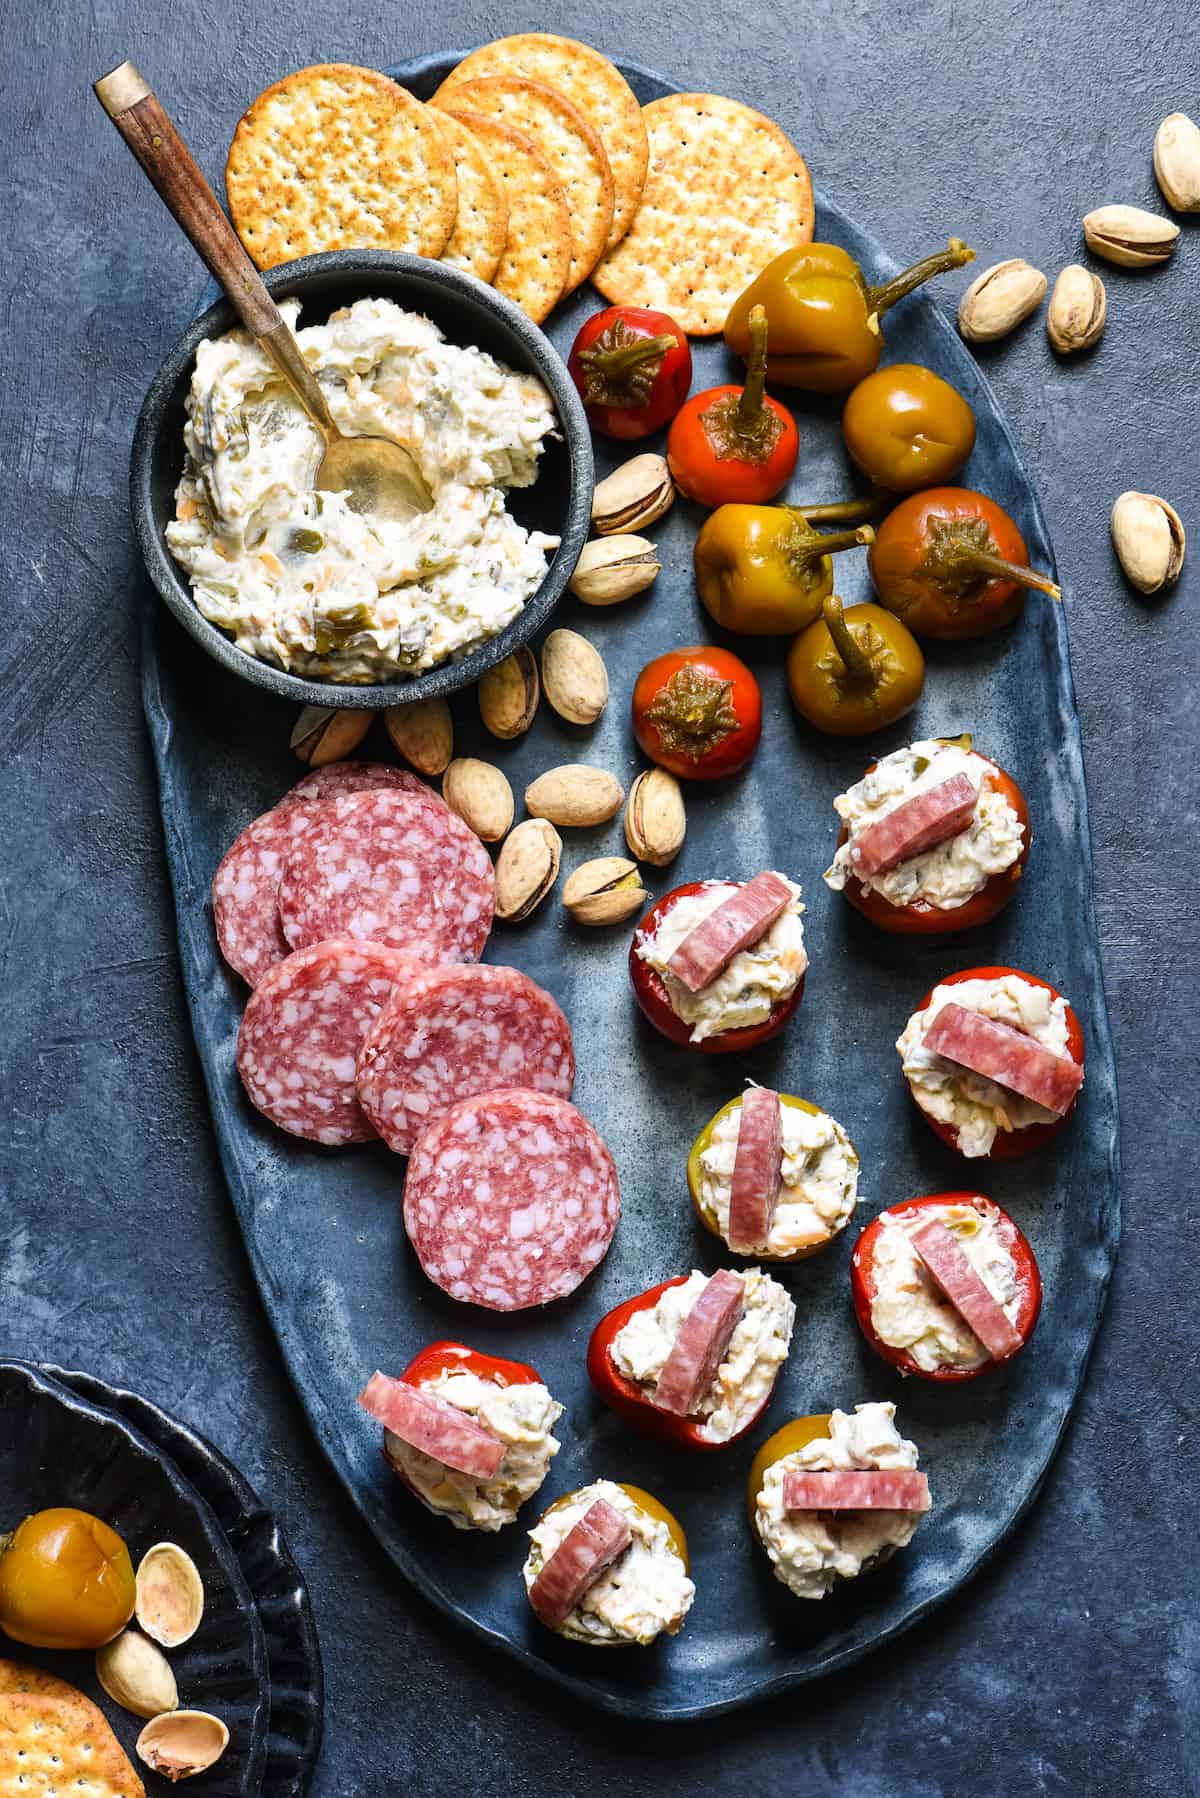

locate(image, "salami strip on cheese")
(277, 789), (495, 965)
(528, 1498), (632, 1628)
(237, 938), (421, 1145)
(279, 760), (437, 811)
(653, 1269), (746, 1416)
(404, 1088), (620, 1310)
(925, 1001), (1083, 1115)
(909, 1218), (1024, 1360)
(357, 1370), (505, 1478)
(356, 964), (575, 1155)
(782, 1470), (931, 1512)
(727, 1088), (784, 1252)
(212, 800), (331, 988)
(666, 872), (793, 993)
(849, 774), (979, 880)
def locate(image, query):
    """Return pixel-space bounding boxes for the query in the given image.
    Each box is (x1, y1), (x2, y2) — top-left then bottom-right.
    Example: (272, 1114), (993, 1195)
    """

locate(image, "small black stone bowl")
(130, 249), (593, 709)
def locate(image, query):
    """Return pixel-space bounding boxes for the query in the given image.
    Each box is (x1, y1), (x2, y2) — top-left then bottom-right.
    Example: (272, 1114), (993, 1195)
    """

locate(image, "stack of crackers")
(0, 1659), (144, 1797)
(224, 34), (814, 335)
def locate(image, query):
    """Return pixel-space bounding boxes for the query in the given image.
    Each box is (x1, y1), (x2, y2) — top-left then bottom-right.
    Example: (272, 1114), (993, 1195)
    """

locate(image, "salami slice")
(909, 1218), (1024, 1360)
(237, 938), (420, 1145)
(528, 1499), (632, 1628)
(404, 1088), (620, 1311)
(925, 1002), (1083, 1115)
(849, 773), (979, 879)
(356, 1370), (505, 1478)
(356, 965), (575, 1155)
(782, 1469), (932, 1512)
(212, 801), (332, 988)
(667, 872), (794, 993)
(727, 1087), (784, 1252)
(653, 1270), (746, 1416)
(278, 760), (435, 810)
(277, 789), (495, 965)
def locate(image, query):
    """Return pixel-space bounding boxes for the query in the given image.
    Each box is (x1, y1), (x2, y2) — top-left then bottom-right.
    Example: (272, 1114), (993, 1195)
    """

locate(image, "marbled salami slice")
(782, 1470), (931, 1512)
(667, 872), (794, 993)
(356, 1370), (505, 1478)
(909, 1217), (1024, 1360)
(528, 1499), (632, 1628)
(727, 1087), (784, 1252)
(212, 801), (332, 988)
(849, 773), (979, 879)
(925, 1002), (1083, 1115)
(653, 1270), (746, 1416)
(356, 965), (575, 1155)
(404, 1088), (620, 1311)
(277, 789), (495, 965)
(237, 938), (421, 1145)
(278, 760), (435, 810)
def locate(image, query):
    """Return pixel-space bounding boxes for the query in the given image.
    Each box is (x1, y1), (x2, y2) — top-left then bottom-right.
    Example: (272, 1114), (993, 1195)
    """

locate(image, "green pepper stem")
(791, 522), (876, 564)
(868, 238), (975, 320)
(792, 494), (883, 525)
(736, 304), (771, 434)
(822, 593), (875, 685)
(961, 550), (1062, 600)
(577, 331), (678, 406)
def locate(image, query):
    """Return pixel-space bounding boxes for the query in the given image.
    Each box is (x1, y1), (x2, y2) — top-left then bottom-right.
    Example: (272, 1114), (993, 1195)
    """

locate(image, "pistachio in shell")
(289, 705), (371, 766)
(135, 1542), (204, 1648)
(591, 454), (675, 535)
(562, 857), (649, 925)
(569, 535), (661, 606)
(1046, 264), (1107, 354)
(494, 819), (562, 923)
(1081, 204), (1179, 268)
(525, 765), (625, 828)
(384, 696), (453, 774)
(957, 258), (1047, 343)
(1154, 111), (1200, 213)
(1110, 491), (1185, 594)
(442, 757), (515, 843)
(96, 1628), (179, 1719)
(624, 768), (686, 866)
(137, 1710), (229, 1782)
(540, 629), (609, 725)
(478, 647), (539, 738)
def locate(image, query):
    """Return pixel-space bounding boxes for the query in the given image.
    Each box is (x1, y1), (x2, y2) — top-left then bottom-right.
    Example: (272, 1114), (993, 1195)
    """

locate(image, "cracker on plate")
(0, 1692), (145, 1798)
(432, 110), (509, 284)
(0, 1657), (88, 1701)
(226, 63), (458, 270)
(592, 93), (814, 335)
(441, 113), (571, 323)
(433, 34), (646, 248)
(434, 77), (612, 293)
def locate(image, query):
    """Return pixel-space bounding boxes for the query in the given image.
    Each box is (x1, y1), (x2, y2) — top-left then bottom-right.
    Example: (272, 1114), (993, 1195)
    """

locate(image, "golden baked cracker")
(226, 63), (457, 270)
(434, 77), (612, 292)
(592, 93), (815, 336)
(432, 111), (509, 284)
(433, 35), (646, 248)
(0, 1658), (89, 1703)
(0, 1692), (145, 1797)
(442, 113), (571, 324)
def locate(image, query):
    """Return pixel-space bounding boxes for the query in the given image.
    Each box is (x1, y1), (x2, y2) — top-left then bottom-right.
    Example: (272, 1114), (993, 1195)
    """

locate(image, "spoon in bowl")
(94, 60), (434, 523)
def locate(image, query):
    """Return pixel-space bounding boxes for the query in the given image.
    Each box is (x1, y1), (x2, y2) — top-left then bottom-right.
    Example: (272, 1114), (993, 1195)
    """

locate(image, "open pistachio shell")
(135, 1542), (205, 1648)
(136, 1710), (229, 1782)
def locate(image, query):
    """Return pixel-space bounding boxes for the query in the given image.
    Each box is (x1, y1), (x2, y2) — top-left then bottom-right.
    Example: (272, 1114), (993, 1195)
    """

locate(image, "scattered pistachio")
(624, 768), (686, 866)
(540, 629), (609, 726)
(289, 705), (371, 766)
(525, 764), (625, 828)
(1046, 265), (1107, 353)
(1082, 204), (1179, 268)
(136, 1711), (230, 1782)
(562, 856), (649, 926)
(135, 1543), (204, 1649)
(592, 454), (675, 535)
(442, 757), (515, 843)
(96, 1630), (179, 1720)
(494, 818), (562, 922)
(478, 647), (539, 739)
(1154, 112), (1200, 213)
(1110, 491), (1185, 594)
(569, 535), (661, 606)
(384, 697), (453, 774)
(957, 259), (1047, 343)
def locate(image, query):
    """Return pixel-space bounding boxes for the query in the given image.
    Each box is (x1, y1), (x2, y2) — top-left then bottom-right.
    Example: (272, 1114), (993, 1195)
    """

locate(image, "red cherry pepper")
(568, 305), (693, 439)
(667, 305), (798, 506)
(400, 1340), (543, 1391)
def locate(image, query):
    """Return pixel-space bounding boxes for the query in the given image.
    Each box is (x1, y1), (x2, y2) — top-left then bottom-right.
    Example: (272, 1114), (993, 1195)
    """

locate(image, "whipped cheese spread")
(698, 1096), (859, 1255)
(824, 739), (1023, 910)
(635, 878), (807, 1044)
(754, 1403), (926, 1601)
(897, 973), (1072, 1158)
(870, 1201), (1020, 1371)
(384, 1369), (562, 1532)
(524, 1480), (695, 1645)
(609, 1268), (795, 1442)
(166, 297), (558, 682)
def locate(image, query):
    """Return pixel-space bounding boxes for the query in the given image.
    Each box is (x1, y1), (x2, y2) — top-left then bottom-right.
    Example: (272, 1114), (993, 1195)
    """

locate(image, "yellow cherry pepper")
(0, 1507), (136, 1650)
(694, 505), (875, 636)
(746, 1417), (835, 1523)
(786, 594), (925, 736)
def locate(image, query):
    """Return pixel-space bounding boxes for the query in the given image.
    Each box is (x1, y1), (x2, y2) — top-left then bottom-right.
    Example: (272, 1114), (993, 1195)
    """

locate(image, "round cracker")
(434, 77), (612, 292)
(226, 63), (458, 270)
(432, 110), (509, 283)
(442, 112), (571, 324)
(433, 34), (647, 248)
(592, 93), (815, 336)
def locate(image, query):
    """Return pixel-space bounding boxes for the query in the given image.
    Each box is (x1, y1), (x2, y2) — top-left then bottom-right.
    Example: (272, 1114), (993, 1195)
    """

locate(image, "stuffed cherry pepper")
(630, 872), (807, 1052)
(357, 1343), (563, 1532)
(824, 736), (1029, 933)
(851, 1193), (1042, 1380)
(523, 1480), (695, 1646)
(897, 966), (1084, 1158)
(688, 1087), (860, 1259)
(588, 1267), (795, 1450)
(747, 1403), (931, 1601)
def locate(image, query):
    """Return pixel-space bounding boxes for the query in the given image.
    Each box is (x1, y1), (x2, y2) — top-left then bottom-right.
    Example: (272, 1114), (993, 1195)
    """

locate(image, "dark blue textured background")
(4, 2), (1197, 1792)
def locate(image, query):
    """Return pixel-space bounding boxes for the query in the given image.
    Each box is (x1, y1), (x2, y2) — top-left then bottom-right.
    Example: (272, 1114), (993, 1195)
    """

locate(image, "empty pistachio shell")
(135, 1543), (204, 1648)
(137, 1711), (229, 1782)
(1046, 265), (1107, 353)
(562, 857), (649, 925)
(289, 705), (371, 766)
(96, 1629), (179, 1719)
(478, 647), (539, 738)
(957, 259), (1047, 342)
(541, 629), (609, 725)
(494, 819), (561, 922)
(1154, 112), (1200, 212)
(592, 454), (675, 535)
(569, 535), (661, 606)
(1110, 491), (1185, 593)
(442, 758), (514, 843)
(525, 765), (625, 828)
(1082, 204), (1179, 267)
(624, 768), (686, 866)
(384, 696), (453, 774)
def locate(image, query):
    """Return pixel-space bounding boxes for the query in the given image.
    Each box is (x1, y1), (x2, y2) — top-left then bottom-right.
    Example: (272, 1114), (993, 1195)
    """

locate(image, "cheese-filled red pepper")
(587, 1268), (795, 1450)
(522, 1481), (694, 1645)
(688, 1091), (860, 1260)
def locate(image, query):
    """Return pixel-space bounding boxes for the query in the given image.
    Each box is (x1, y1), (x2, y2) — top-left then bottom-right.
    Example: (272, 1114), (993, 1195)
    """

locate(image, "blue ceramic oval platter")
(139, 52), (1120, 1719)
